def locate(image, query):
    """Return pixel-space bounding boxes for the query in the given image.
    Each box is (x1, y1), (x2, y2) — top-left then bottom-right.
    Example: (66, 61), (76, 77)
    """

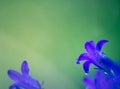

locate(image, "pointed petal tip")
(21, 60), (29, 74)
(96, 39), (109, 51)
(76, 57), (81, 64)
(7, 70), (21, 81)
(76, 61), (80, 64)
(101, 39), (109, 42)
(8, 69), (12, 75)
(98, 39), (109, 44)
(85, 40), (95, 54)
(22, 60), (27, 64)
(76, 53), (91, 65)
(85, 40), (94, 47)
(83, 61), (91, 73)
(8, 69), (16, 76)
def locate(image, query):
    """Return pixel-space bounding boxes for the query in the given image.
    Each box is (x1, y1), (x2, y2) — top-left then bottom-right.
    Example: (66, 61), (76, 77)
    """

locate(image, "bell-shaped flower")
(76, 40), (108, 73)
(8, 60), (41, 89)
(77, 40), (120, 89)
(83, 70), (120, 89)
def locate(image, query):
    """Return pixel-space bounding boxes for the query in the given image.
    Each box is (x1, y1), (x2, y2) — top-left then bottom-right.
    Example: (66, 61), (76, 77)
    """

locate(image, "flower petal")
(100, 57), (120, 75)
(83, 77), (96, 89)
(21, 60), (29, 75)
(17, 75), (41, 89)
(8, 70), (22, 81)
(9, 84), (20, 89)
(95, 71), (114, 89)
(76, 53), (91, 64)
(83, 61), (91, 73)
(85, 40), (95, 54)
(96, 40), (108, 51)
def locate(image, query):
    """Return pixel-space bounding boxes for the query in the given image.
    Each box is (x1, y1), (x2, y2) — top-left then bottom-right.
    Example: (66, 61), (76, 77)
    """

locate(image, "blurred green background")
(0, 0), (120, 89)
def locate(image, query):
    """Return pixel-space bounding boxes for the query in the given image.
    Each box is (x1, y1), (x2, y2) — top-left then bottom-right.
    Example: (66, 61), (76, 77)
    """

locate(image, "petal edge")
(8, 70), (21, 81)
(21, 60), (29, 75)
(76, 53), (91, 64)
(96, 40), (108, 51)
(83, 61), (91, 73)
(85, 40), (95, 54)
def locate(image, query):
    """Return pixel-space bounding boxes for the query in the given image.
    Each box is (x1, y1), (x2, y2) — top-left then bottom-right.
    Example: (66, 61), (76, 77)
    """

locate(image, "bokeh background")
(0, 0), (120, 89)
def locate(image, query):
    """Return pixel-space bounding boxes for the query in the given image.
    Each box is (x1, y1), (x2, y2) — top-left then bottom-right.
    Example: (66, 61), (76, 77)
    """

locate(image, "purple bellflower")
(76, 40), (109, 73)
(8, 60), (41, 89)
(76, 40), (120, 89)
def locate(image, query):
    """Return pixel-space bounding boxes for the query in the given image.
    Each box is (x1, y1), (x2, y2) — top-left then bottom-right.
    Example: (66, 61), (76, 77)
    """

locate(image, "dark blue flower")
(8, 60), (41, 89)
(76, 40), (108, 73)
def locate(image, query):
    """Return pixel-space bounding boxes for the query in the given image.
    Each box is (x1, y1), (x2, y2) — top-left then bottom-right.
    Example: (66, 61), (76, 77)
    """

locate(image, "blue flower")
(76, 40), (120, 89)
(83, 70), (120, 89)
(76, 40), (108, 73)
(8, 60), (41, 89)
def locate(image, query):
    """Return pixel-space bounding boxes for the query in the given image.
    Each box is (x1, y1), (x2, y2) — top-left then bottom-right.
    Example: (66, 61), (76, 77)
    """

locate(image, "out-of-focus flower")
(83, 70), (120, 89)
(8, 60), (41, 89)
(76, 40), (120, 89)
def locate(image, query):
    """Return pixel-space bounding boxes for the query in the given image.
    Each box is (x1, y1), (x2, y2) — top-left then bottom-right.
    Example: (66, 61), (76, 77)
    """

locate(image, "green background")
(0, 0), (120, 89)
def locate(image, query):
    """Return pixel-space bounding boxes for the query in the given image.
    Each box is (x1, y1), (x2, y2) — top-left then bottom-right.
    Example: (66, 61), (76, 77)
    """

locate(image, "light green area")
(0, 0), (120, 89)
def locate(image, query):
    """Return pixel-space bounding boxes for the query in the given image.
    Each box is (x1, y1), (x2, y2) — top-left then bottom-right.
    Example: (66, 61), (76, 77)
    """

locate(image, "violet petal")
(21, 60), (29, 75)
(76, 53), (91, 64)
(8, 70), (22, 81)
(17, 76), (41, 89)
(83, 77), (96, 89)
(85, 40), (95, 54)
(96, 40), (108, 51)
(83, 61), (91, 73)
(95, 71), (113, 89)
